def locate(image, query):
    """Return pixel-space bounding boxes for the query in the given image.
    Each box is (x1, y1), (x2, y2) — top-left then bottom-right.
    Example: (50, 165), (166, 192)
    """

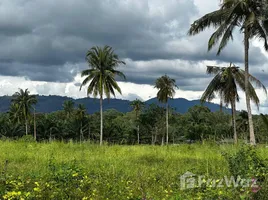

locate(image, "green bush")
(223, 145), (267, 181)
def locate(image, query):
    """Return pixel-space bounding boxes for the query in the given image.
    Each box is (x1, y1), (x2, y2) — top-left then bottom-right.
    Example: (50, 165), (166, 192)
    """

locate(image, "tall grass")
(0, 141), (267, 199)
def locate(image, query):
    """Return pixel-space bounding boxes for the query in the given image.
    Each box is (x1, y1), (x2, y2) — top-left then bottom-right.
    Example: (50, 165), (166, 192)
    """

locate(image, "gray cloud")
(0, 0), (267, 87)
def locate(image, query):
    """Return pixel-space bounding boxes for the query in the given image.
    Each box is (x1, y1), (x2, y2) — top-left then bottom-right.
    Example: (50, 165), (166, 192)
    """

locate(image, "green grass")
(0, 141), (268, 199)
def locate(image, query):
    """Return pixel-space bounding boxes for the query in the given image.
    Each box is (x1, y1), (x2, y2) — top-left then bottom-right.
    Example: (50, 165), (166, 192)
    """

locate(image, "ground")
(0, 141), (267, 199)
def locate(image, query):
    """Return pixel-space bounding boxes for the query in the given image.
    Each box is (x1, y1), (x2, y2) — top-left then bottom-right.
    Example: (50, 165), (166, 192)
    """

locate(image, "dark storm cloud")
(0, 62), (81, 82)
(117, 59), (211, 91)
(0, 0), (267, 85)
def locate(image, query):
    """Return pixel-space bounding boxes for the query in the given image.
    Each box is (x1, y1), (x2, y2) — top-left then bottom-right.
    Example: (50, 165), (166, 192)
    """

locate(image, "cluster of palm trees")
(188, 0), (268, 145)
(10, 89), (37, 136)
(201, 63), (266, 144)
(79, 45), (178, 145)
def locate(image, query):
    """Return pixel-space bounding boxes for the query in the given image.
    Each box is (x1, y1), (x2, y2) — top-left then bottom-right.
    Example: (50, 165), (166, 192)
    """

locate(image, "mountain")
(0, 95), (230, 114)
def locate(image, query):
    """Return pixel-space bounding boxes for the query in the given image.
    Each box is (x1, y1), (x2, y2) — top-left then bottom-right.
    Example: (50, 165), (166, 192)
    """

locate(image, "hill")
(0, 95), (230, 114)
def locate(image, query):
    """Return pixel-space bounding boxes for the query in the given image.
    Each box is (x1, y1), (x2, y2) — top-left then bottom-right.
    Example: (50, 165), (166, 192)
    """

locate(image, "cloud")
(0, 0), (267, 83)
(0, 0), (268, 113)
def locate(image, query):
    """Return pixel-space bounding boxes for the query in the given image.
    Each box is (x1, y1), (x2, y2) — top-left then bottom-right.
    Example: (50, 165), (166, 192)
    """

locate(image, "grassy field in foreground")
(0, 141), (268, 199)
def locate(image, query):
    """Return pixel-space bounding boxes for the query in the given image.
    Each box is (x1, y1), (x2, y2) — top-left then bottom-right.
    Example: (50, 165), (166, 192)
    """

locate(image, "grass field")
(0, 141), (268, 199)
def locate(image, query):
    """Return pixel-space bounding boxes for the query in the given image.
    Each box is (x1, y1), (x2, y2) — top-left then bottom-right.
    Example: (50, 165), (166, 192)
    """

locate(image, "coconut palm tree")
(130, 99), (145, 144)
(11, 89), (37, 135)
(80, 45), (126, 145)
(188, 0), (268, 145)
(237, 110), (249, 140)
(154, 75), (177, 145)
(76, 104), (87, 142)
(201, 63), (266, 144)
(63, 100), (75, 119)
(8, 103), (22, 124)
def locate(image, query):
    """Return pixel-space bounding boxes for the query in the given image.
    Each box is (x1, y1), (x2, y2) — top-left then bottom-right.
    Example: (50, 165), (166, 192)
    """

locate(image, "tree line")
(2, 97), (268, 144)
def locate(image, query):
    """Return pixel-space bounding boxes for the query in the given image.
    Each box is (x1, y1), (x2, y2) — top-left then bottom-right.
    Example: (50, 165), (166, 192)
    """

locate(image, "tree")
(201, 64), (266, 144)
(154, 75), (177, 145)
(63, 100), (75, 118)
(237, 110), (249, 140)
(80, 45), (126, 145)
(8, 103), (22, 124)
(11, 89), (37, 136)
(260, 114), (268, 130)
(188, 0), (268, 145)
(130, 99), (145, 144)
(76, 104), (87, 142)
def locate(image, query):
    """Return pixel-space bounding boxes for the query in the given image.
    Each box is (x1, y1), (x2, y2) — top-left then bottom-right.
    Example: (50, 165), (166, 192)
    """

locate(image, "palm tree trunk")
(49, 129), (52, 142)
(25, 114), (28, 135)
(166, 102), (169, 145)
(88, 122), (91, 141)
(137, 125), (140, 145)
(231, 100), (237, 144)
(24, 107), (28, 135)
(151, 131), (154, 145)
(220, 98), (223, 112)
(80, 122), (83, 144)
(100, 95), (103, 145)
(34, 108), (36, 141)
(244, 29), (255, 145)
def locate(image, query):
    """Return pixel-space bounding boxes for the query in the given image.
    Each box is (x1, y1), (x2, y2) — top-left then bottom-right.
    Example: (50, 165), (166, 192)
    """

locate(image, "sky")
(0, 0), (268, 113)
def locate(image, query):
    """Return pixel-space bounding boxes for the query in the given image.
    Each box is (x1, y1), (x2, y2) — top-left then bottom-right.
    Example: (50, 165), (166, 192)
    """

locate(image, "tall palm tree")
(130, 99), (145, 144)
(201, 63), (266, 144)
(76, 104), (87, 142)
(188, 0), (268, 145)
(63, 100), (75, 118)
(11, 89), (37, 135)
(154, 75), (177, 145)
(80, 45), (126, 145)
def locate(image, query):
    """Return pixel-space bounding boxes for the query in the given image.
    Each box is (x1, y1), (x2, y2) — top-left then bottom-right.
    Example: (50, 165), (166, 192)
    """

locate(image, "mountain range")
(0, 95), (230, 114)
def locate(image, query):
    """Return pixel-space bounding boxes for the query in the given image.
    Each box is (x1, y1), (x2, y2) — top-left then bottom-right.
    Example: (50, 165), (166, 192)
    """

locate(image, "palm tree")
(154, 75), (177, 145)
(130, 99), (145, 144)
(188, 0), (268, 145)
(8, 103), (22, 124)
(63, 100), (75, 118)
(237, 110), (249, 140)
(201, 63), (266, 144)
(11, 89), (37, 135)
(76, 104), (87, 142)
(80, 45), (126, 145)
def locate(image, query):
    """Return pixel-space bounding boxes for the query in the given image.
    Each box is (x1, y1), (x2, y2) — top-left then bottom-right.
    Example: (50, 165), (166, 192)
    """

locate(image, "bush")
(19, 135), (35, 142)
(223, 145), (267, 181)
(222, 145), (268, 199)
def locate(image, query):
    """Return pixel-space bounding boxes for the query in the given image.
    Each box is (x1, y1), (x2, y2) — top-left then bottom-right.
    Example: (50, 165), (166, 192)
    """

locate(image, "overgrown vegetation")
(0, 141), (268, 199)
(2, 101), (268, 144)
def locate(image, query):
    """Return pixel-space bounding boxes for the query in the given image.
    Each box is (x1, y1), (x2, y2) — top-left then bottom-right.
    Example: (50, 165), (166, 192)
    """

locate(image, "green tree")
(8, 103), (22, 124)
(154, 75), (177, 145)
(201, 64), (266, 144)
(236, 110), (249, 140)
(80, 45), (126, 145)
(76, 104), (87, 142)
(11, 89), (37, 136)
(260, 114), (268, 132)
(63, 100), (75, 118)
(130, 99), (145, 144)
(188, 0), (268, 145)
